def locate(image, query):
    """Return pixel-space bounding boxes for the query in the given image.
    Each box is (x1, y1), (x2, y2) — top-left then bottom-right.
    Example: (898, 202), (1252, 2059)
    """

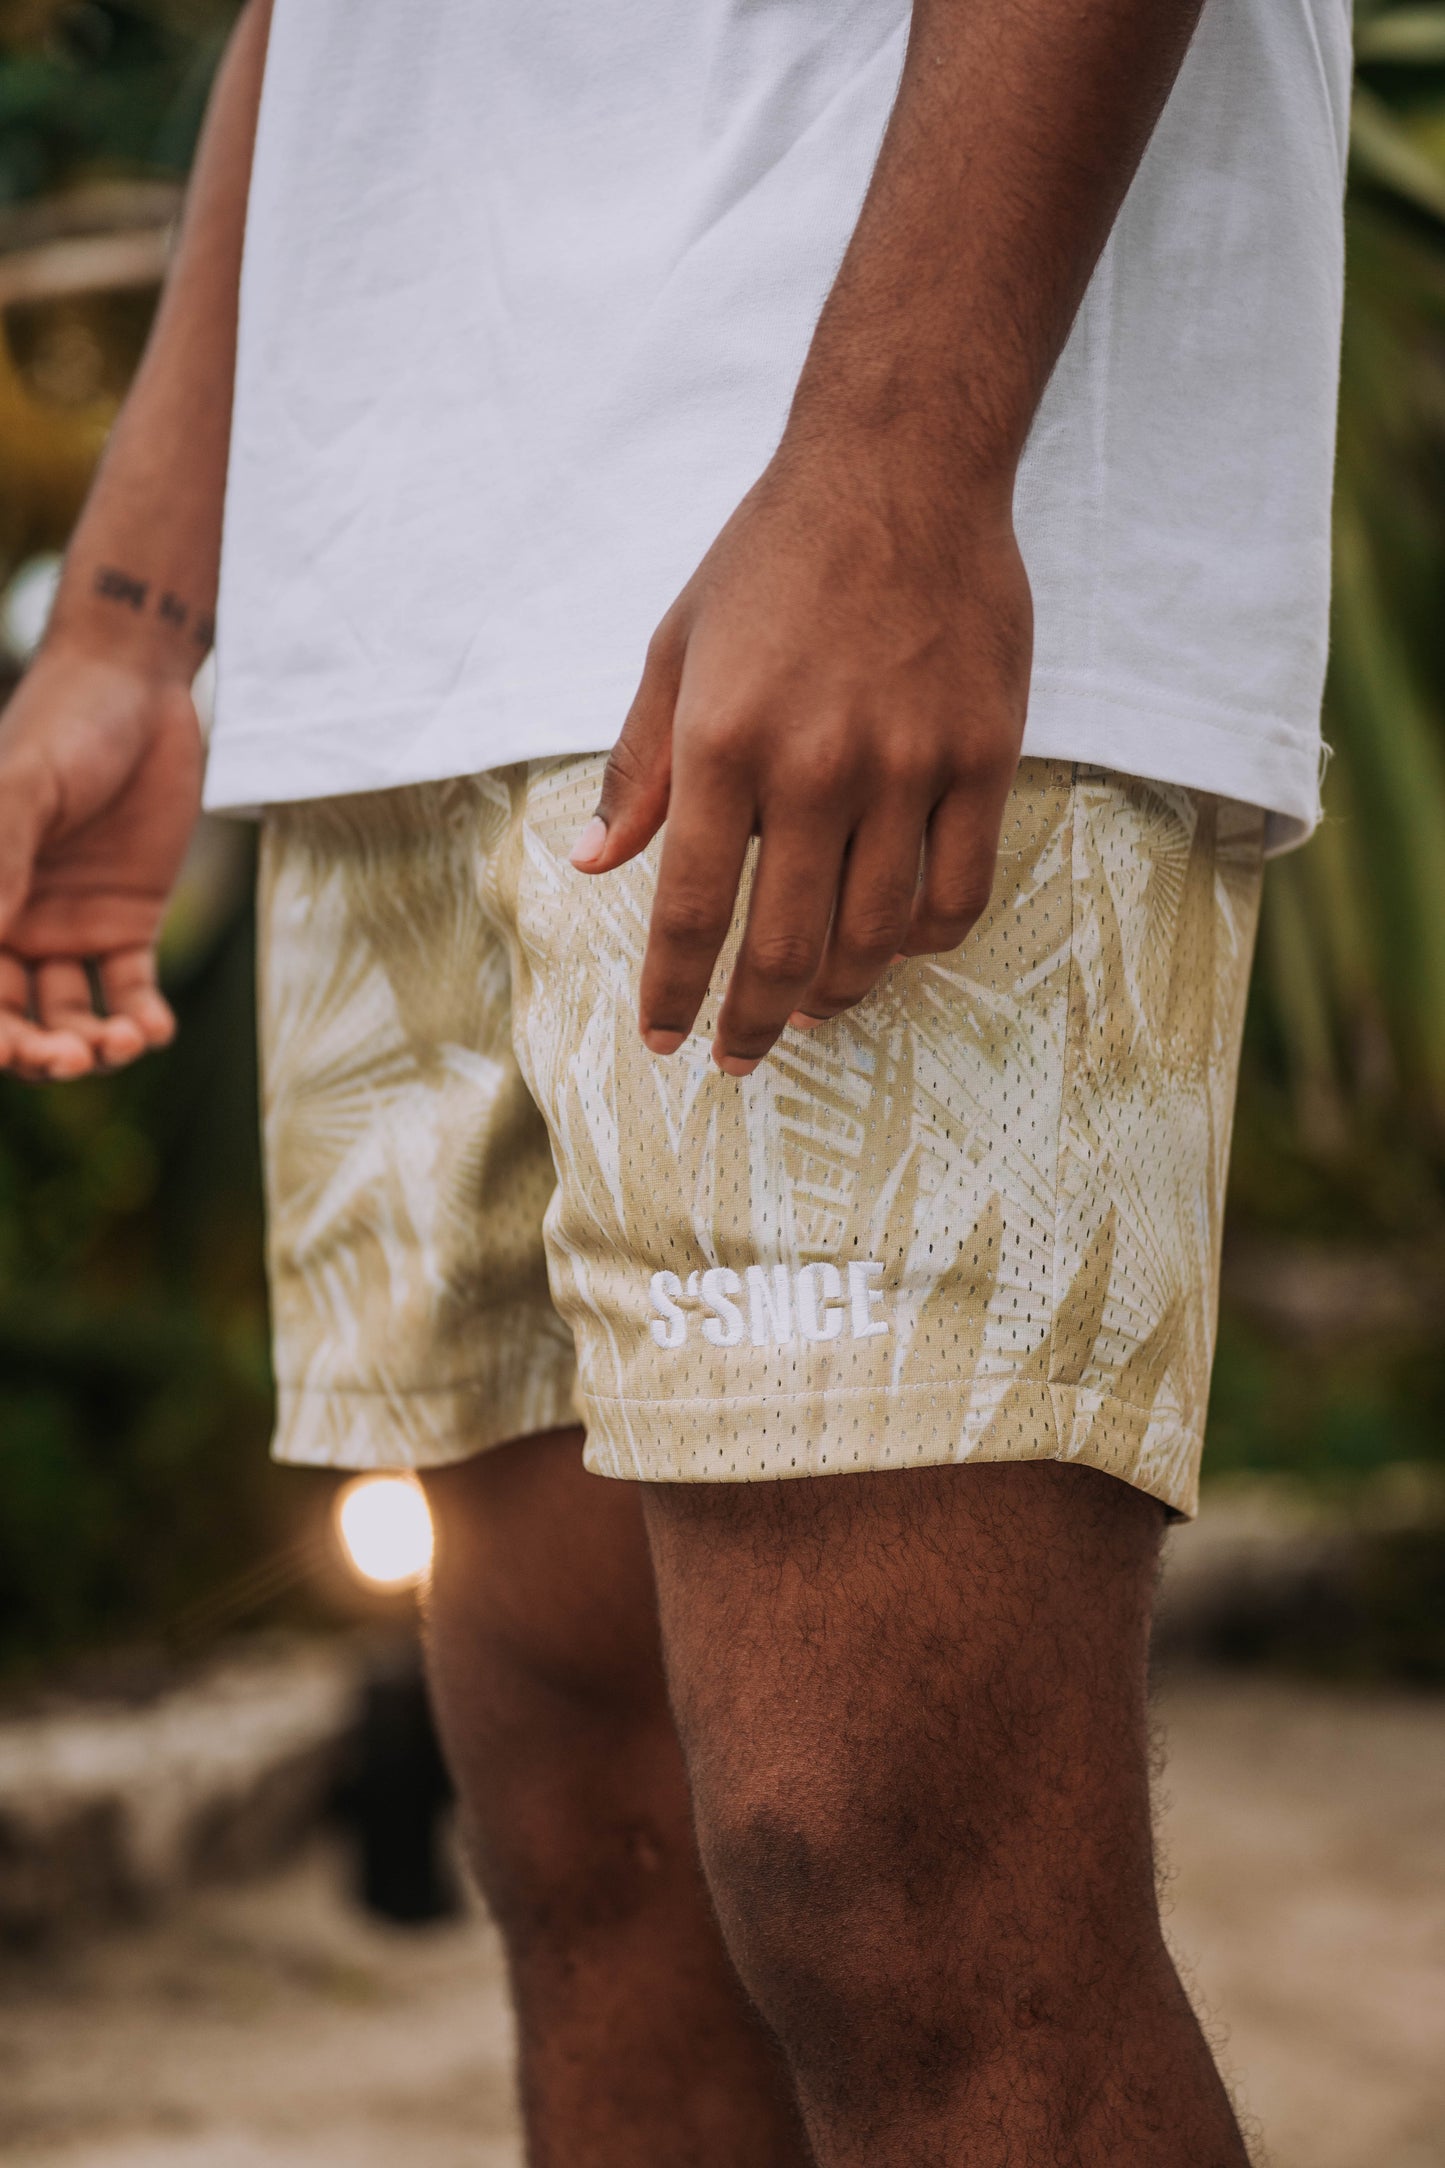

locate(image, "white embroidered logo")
(648, 1262), (889, 1350)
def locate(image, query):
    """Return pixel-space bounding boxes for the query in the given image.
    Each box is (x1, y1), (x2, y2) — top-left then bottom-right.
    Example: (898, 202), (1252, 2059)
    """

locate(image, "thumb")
(570, 619), (685, 874)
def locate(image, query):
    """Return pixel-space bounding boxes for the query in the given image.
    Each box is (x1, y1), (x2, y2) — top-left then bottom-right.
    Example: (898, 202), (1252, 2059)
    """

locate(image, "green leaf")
(1351, 86), (1445, 225)
(1355, 7), (1445, 64)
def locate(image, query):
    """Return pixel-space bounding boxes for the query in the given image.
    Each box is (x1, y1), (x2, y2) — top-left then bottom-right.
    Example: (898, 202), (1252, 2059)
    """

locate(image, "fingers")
(788, 776), (1008, 1030)
(900, 783), (1004, 957)
(96, 948), (177, 1053)
(0, 946), (174, 1081)
(570, 618), (685, 875)
(711, 820), (846, 1072)
(634, 752), (1002, 1067)
(788, 810), (925, 1029)
(34, 959), (148, 1069)
(0, 952), (91, 1081)
(637, 740), (754, 1054)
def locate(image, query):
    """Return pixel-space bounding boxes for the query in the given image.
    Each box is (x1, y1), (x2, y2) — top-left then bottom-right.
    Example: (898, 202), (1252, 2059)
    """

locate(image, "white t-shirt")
(206, 0), (1353, 852)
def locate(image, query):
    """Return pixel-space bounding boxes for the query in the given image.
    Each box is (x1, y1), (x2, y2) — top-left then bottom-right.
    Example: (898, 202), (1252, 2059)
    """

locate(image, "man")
(0, 0), (1349, 2158)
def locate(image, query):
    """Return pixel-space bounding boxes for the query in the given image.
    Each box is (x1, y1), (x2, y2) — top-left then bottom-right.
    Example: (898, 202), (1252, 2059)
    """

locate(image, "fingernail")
(716, 1053), (760, 1078)
(569, 816), (608, 869)
(643, 1027), (686, 1056)
(789, 1011), (826, 1031)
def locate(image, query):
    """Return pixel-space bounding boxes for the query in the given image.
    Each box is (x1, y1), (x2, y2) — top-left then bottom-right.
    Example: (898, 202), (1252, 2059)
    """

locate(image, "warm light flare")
(335, 1474), (434, 1589)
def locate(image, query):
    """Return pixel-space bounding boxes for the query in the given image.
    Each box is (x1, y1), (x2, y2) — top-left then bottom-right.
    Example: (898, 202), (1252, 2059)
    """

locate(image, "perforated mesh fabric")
(257, 756), (1264, 1516)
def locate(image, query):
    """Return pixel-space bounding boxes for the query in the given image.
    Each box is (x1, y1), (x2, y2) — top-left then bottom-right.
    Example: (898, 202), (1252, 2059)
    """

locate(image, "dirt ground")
(1, 1674), (1441, 2168)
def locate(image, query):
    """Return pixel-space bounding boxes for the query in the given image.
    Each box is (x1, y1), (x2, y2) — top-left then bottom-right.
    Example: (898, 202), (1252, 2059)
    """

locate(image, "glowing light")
(335, 1474), (434, 1589)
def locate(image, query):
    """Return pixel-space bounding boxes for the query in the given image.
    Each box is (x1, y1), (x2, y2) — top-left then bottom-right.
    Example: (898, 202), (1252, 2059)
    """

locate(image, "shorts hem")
(270, 1361), (581, 1473)
(577, 1377), (1202, 1520)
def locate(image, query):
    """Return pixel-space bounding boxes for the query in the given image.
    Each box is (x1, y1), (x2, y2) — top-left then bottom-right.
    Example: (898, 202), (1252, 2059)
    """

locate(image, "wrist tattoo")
(92, 566), (215, 648)
(94, 566), (148, 611)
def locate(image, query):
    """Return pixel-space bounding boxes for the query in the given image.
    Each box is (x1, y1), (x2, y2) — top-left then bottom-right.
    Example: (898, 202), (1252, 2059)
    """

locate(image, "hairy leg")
(643, 1460), (1248, 2168)
(421, 1428), (811, 2168)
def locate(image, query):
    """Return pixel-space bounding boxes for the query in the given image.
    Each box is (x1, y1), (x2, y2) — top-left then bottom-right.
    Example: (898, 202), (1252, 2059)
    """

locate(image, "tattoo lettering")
(91, 568), (216, 649)
(94, 566), (149, 611)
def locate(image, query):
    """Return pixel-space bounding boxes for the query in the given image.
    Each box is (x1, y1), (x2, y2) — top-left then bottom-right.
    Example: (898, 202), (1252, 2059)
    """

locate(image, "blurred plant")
(0, 0), (238, 203)
(0, 884), (290, 1680)
(0, 0), (234, 576)
(0, 0), (271, 1681)
(0, 218), (169, 576)
(1252, 1), (1445, 1158)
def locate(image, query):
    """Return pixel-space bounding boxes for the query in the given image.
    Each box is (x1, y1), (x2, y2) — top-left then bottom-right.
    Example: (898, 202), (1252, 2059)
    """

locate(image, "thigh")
(643, 1459), (1165, 1908)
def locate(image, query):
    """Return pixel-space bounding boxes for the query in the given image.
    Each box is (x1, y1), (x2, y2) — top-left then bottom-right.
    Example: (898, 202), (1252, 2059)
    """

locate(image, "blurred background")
(0, 3), (1441, 2165)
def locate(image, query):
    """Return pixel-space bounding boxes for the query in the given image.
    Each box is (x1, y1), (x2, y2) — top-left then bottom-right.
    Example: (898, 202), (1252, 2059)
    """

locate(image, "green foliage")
(1218, 7), (1445, 1552)
(1210, 1314), (1445, 1486)
(0, 0), (238, 203)
(0, 894), (293, 1679)
(0, 1), (273, 1679)
(1253, 2), (1445, 1144)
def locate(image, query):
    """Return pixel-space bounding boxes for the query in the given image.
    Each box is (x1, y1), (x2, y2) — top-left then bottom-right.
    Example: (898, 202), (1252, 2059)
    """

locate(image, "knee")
(444, 1645), (691, 1948)
(693, 1771), (948, 2035)
(691, 1747), (1159, 2103)
(425, 1577), (687, 1951)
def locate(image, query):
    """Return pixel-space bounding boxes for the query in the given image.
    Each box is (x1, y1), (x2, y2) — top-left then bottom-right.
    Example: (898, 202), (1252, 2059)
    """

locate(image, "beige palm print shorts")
(257, 755), (1264, 1519)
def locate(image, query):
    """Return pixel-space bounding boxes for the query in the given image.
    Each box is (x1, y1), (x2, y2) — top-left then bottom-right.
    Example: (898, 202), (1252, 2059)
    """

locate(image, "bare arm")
(574, 0), (1205, 1073)
(0, 0), (272, 1080)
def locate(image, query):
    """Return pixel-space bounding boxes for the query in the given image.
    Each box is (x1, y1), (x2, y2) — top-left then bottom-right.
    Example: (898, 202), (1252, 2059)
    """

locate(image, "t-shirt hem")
(1022, 671), (1324, 856)
(203, 671), (1324, 857)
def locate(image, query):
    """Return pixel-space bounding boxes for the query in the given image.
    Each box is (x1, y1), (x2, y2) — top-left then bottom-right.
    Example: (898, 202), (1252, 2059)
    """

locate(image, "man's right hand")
(0, 0), (271, 1083)
(0, 644), (203, 1080)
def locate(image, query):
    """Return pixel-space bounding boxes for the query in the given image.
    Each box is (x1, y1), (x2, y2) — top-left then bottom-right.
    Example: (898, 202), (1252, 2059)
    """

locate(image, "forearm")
(782, 0), (1204, 499)
(45, 0), (274, 684)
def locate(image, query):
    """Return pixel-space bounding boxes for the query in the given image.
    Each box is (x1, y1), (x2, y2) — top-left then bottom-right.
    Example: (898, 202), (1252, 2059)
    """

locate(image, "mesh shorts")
(256, 755), (1264, 1517)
